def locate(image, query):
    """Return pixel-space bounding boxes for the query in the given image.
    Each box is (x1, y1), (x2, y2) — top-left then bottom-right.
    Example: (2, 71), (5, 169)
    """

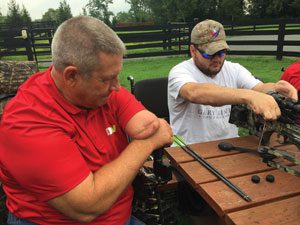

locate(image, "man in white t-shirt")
(168, 19), (298, 144)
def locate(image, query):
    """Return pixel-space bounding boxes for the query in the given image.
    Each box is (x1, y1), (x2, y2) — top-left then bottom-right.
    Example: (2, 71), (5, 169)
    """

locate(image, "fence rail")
(1, 19), (300, 70)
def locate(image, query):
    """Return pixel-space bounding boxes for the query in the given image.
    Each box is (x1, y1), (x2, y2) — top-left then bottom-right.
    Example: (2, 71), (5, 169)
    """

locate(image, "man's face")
(71, 52), (123, 109)
(191, 45), (226, 77)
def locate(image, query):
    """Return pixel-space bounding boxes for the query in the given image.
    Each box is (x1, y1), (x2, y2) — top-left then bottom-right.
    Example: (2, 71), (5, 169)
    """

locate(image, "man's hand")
(250, 80), (298, 120)
(246, 91), (281, 121)
(253, 80), (298, 101)
(125, 110), (173, 149)
(145, 118), (173, 150)
(274, 80), (298, 101)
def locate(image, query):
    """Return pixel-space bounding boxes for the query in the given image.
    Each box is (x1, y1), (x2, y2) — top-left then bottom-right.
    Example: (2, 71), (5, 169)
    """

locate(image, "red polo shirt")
(0, 66), (145, 224)
(281, 61), (300, 90)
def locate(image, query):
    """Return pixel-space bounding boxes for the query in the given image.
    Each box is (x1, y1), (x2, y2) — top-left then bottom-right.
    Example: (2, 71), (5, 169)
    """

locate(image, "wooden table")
(164, 135), (300, 225)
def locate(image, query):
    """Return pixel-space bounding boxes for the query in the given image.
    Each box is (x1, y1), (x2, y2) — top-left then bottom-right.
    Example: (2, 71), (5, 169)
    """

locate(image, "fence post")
(22, 29), (34, 61)
(163, 22), (172, 51)
(48, 30), (54, 46)
(276, 21), (285, 60)
(168, 25), (172, 50)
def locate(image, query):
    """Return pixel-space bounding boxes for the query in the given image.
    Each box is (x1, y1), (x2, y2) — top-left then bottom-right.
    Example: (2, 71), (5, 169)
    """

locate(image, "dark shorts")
(8, 212), (145, 225)
(7, 212), (36, 225)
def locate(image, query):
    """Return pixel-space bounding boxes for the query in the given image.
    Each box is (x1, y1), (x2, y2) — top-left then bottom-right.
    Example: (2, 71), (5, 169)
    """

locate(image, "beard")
(194, 57), (225, 78)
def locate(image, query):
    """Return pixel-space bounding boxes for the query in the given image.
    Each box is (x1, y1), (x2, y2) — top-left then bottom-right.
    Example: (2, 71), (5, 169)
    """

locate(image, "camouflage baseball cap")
(191, 19), (230, 55)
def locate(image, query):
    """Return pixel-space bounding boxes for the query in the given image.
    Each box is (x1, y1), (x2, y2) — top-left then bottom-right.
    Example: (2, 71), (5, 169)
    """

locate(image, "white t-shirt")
(168, 58), (261, 144)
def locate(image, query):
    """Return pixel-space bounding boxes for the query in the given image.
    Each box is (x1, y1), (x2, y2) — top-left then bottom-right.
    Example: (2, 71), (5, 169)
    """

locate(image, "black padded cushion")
(133, 77), (169, 121)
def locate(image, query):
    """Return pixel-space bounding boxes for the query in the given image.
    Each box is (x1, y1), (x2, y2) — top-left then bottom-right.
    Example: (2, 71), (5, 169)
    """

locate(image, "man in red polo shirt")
(0, 16), (173, 225)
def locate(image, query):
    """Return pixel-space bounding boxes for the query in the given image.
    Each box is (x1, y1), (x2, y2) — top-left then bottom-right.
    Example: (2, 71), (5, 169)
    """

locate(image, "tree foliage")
(57, 0), (73, 24)
(247, 0), (273, 18)
(146, 0), (196, 23)
(41, 1), (72, 24)
(125, 0), (152, 22)
(289, 0), (300, 17)
(218, 0), (244, 21)
(3, 0), (300, 27)
(247, 0), (300, 18)
(86, 0), (114, 26)
(21, 4), (32, 25)
(120, 0), (300, 24)
(0, 10), (6, 23)
(115, 11), (135, 22)
(82, 7), (88, 16)
(5, 0), (23, 27)
(42, 8), (58, 22)
(122, 0), (221, 24)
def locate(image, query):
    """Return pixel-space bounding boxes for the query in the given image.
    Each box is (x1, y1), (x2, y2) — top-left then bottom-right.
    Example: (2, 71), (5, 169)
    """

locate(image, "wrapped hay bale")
(0, 61), (37, 114)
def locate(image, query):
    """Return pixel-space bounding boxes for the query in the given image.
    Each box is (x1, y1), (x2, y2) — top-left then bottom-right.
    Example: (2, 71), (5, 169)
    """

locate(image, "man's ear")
(190, 44), (197, 57)
(62, 66), (80, 87)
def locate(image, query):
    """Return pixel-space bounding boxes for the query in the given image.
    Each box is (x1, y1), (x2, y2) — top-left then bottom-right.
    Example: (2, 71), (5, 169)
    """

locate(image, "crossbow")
(228, 91), (300, 177)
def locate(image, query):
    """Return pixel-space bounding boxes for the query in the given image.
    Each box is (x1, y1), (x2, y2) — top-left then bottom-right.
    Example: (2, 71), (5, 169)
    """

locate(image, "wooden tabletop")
(225, 195), (300, 225)
(164, 135), (300, 225)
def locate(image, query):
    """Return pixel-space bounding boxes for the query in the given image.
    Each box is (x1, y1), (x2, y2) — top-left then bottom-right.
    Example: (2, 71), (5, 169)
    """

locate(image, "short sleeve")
(168, 62), (197, 100)
(108, 87), (145, 130)
(232, 62), (261, 89)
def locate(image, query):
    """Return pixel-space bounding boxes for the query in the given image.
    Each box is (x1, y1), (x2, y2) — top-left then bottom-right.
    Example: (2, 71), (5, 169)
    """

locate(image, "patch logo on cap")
(210, 28), (220, 39)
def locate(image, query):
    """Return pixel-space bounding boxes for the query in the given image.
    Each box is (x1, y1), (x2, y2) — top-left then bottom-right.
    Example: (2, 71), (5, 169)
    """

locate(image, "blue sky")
(0, 0), (130, 20)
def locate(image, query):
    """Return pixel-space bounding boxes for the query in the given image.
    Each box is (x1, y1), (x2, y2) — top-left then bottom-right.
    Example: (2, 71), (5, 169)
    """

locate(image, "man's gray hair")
(51, 16), (126, 74)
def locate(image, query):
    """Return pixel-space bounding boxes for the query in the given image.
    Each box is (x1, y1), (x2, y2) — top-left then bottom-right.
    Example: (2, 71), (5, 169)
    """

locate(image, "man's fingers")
(250, 93), (281, 121)
(275, 80), (298, 101)
(262, 108), (280, 121)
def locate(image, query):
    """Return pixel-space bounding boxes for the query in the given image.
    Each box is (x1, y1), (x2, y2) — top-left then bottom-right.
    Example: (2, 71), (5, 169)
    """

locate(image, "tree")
(247, 0), (299, 18)
(147, 0), (188, 23)
(115, 11), (135, 22)
(124, 0), (221, 24)
(125, 0), (152, 22)
(267, 0), (300, 18)
(21, 4), (32, 25)
(190, 0), (219, 21)
(86, 0), (114, 26)
(41, 8), (58, 22)
(57, 0), (73, 24)
(0, 12), (6, 23)
(5, 0), (23, 27)
(264, 0), (289, 18)
(217, 0), (245, 21)
(247, 0), (272, 18)
(289, 0), (300, 17)
(82, 7), (88, 16)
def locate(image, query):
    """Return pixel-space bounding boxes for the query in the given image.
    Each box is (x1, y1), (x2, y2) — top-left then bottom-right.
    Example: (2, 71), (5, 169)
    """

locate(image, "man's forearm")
(253, 80), (298, 100)
(252, 82), (275, 93)
(180, 82), (254, 106)
(48, 138), (155, 222)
